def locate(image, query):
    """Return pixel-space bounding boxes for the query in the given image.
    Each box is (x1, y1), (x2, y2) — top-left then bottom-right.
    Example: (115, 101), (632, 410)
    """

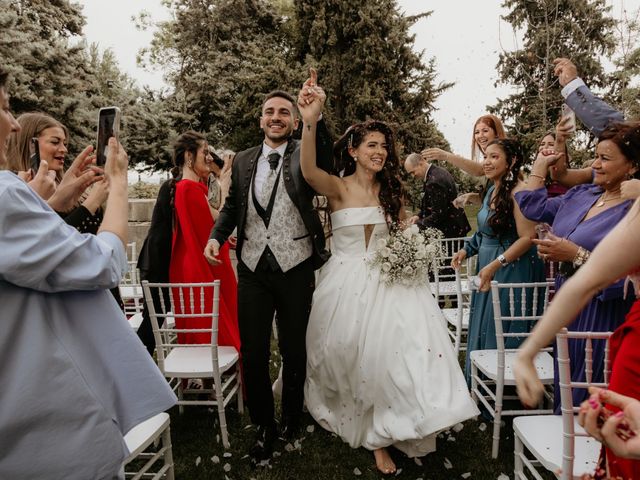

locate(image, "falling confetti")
(223, 463), (231, 472)
(223, 452), (232, 458)
(444, 457), (453, 469)
(211, 455), (220, 464)
(195, 456), (201, 466)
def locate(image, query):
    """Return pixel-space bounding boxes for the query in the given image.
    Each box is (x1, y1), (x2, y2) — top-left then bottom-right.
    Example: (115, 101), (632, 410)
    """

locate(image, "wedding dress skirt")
(305, 207), (478, 457)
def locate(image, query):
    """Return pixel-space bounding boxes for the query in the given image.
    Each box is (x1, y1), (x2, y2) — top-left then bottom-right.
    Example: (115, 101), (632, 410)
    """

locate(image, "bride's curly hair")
(333, 120), (405, 224)
(482, 138), (526, 238)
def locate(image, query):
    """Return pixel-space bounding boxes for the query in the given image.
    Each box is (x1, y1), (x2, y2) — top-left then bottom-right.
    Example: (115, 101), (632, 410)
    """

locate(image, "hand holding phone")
(96, 107), (121, 167)
(29, 137), (41, 175)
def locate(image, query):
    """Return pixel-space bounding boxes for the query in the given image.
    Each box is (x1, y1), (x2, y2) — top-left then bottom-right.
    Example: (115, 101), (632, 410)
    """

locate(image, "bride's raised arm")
(299, 69), (343, 202)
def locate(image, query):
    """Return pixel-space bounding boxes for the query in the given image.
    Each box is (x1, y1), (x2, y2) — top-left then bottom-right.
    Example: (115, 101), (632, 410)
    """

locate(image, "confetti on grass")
(444, 457), (453, 469)
(211, 455), (220, 464)
(195, 456), (201, 466)
(353, 467), (362, 475)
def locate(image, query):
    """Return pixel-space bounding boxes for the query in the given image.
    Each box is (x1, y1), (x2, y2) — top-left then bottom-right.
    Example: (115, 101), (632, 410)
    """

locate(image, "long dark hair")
(169, 131), (207, 215)
(483, 138), (526, 238)
(333, 120), (405, 224)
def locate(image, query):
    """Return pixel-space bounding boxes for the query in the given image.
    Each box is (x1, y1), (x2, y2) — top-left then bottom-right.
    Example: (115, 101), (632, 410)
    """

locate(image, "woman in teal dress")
(451, 139), (545, 382)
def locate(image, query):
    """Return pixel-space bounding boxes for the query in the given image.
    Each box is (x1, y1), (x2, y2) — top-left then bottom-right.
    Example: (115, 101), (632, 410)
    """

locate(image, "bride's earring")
(353, 156), (358, 163)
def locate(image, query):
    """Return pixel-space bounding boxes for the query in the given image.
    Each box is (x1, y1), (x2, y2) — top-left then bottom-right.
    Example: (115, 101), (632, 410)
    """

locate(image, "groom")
(204, 77), (332, 461)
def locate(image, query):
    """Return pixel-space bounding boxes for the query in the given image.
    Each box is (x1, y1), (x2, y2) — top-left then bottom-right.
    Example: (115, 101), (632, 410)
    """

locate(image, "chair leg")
(470, 363), (478, 404)
(214, 381), (230, 449)
(163, 424), (175, 480)
(236, 364), (244, 414)
(492, 382), (503, 459)
(177, 381), (184, 415)
(514, 431), (523, 480)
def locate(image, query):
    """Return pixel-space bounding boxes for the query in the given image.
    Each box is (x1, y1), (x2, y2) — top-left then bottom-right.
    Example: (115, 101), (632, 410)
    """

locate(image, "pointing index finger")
(309, 67), (318, 87)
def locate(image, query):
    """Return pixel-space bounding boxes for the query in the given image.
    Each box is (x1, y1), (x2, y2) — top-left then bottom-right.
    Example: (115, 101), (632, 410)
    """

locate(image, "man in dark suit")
(404, 153), (470, 238)
(204, 83), (332, 461)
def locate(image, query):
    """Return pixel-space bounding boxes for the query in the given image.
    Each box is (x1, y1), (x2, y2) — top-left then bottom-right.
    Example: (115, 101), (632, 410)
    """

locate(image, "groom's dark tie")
(268, 151), (280, 171)
(260, 151), (280, 207)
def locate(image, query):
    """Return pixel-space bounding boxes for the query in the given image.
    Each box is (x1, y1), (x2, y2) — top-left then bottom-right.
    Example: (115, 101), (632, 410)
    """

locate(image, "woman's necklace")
(595, 191), (622, 207)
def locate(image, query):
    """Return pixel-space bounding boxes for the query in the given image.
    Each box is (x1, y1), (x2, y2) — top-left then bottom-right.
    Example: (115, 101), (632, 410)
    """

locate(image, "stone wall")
(128, 199), (154, 255)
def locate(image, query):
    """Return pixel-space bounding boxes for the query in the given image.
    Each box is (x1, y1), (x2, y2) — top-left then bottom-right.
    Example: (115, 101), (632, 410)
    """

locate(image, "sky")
(79, 0), (639, 158)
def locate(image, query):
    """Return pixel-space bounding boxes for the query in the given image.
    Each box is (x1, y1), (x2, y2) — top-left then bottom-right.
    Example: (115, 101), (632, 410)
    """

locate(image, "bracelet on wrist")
(529, 173), (546, 181)
(572, 246), (590, 267)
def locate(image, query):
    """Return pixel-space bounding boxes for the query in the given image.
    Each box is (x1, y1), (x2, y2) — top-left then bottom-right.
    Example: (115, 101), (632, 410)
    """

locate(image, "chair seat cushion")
(442, 308), (470, 328)
(163, 346), (239, 377)
(513, 415), (601, 476)
(470, 350), (554, 383)
(127, 312), (143, 332)
(124, 412), (170, 460)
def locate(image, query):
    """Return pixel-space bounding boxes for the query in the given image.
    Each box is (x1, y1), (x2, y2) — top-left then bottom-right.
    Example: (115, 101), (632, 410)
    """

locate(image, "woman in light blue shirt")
(0, 67), (176, 480)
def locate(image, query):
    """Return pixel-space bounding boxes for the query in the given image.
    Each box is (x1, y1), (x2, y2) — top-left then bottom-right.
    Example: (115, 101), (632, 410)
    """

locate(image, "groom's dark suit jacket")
(417, 164), (470, 239)
(210, 122), (333, 269)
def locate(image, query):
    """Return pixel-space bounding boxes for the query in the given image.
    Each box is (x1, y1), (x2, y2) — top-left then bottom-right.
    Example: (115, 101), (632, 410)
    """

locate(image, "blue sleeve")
(463, 231), (481, 257)
(0, 175), (127, 292)
(514, 187), (564, 224)
(565, 85), (624, 138)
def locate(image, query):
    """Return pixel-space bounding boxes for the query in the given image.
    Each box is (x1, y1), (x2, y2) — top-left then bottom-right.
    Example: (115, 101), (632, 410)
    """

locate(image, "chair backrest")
(126, 241), (137, 263)
(142, 280), (221, 372)
(490, 280), (554, 352)
(556, 328), (612, 480)
(432, 236), (471, 293)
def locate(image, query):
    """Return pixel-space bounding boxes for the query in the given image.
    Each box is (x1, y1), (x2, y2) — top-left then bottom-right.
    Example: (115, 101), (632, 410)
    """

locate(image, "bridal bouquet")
(369, 224), (445, 286)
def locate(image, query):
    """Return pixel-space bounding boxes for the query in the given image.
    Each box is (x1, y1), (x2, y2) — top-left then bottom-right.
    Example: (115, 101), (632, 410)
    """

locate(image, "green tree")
(293, 0), (451, 155)
(0, 0), (95, 153)
(0, 0), (162, 167)
(608, 6), (640, 119)
(140, 0), (302, 151)
(491, 0), (616, 154)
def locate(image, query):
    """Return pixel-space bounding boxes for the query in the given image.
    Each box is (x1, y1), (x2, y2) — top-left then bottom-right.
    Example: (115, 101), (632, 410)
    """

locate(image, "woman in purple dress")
(514, 121), (640, 412)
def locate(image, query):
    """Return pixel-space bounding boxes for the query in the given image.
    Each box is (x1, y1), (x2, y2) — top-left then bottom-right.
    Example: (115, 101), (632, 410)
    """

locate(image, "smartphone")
(561, 104), (576, 133)
(535, 222), (553, 240)
(96, 106), (121, 166)
(29, 137), (40, 174)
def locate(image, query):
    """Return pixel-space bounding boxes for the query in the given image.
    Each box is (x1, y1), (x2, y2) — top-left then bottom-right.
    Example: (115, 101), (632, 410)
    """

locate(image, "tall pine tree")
(491, 0), (616, 153)
(293, 0), (451, 154)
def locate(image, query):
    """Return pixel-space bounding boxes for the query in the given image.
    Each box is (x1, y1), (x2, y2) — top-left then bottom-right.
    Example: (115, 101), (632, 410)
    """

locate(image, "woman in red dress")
(168, 131), (240, 351)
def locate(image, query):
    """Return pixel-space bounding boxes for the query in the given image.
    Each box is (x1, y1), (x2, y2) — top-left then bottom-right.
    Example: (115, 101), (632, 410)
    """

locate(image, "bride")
(299, 71), (478, 474)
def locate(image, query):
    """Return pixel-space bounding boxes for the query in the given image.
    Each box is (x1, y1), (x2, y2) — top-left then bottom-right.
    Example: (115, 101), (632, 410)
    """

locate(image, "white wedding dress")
(305, 207), (479, 457)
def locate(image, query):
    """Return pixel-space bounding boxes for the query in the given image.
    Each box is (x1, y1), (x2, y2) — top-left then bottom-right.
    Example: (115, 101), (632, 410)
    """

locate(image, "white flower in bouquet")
(368, 223), (445, 286)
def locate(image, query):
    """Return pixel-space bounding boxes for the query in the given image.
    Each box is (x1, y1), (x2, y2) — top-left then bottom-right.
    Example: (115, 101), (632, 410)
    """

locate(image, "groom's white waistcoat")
(241, 170), (312, 272)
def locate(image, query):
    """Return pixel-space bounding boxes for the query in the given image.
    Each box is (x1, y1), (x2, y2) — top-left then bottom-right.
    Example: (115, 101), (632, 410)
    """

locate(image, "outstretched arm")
(554, 57), (624, 138)
(422, 148), (484, 177)
(299, 68), (342, 201)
